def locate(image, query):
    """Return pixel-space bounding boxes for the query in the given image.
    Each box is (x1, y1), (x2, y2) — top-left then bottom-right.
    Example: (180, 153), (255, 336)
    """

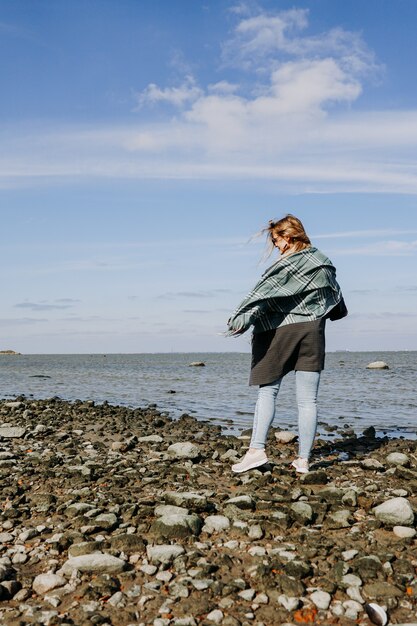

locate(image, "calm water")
(0, 352), (416, 439)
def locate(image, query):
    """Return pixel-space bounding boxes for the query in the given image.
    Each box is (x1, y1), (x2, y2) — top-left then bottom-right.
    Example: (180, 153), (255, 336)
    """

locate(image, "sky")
(1, 0), (417, 354)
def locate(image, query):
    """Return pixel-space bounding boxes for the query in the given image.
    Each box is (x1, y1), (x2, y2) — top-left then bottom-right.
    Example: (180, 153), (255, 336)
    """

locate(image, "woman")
(227, 214), (347, 474)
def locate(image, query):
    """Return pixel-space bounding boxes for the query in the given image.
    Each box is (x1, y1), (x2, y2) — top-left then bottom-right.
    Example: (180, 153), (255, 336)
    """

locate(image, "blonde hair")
(264, 214), (311, 257)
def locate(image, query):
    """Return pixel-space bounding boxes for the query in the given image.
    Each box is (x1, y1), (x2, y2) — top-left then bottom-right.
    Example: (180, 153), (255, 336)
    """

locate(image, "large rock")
(373, 497), (414, 527)
(110, 534), (146, 553)
(202, 515), (230, 534)
(167, 442), (200, 460)
(386, 452), (410, 467)
(366, 361), (389, 369)
(163, 491), (208, 511)
(224, 495), (255, 510)
(0, 427), (26, 438)
(152, 512), (202, 539)
(60, 553), (126, 576)
(275, 431), (297, 444)
(32, 573), (66, 595)
(146, 544), (185, 565)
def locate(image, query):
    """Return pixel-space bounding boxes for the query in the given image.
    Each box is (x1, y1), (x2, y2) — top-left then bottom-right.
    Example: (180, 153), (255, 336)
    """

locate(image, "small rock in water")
(366, 361), (389, 369)
(189, 361), (205, 367)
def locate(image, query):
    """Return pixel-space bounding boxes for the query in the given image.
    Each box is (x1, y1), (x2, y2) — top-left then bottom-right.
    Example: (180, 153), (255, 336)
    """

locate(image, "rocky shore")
(0, 398), (416, 626)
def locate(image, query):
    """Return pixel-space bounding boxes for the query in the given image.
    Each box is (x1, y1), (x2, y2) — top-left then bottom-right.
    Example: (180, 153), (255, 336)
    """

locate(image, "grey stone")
(146, 544), (185, 565)
(155, 504), (190, 517)
(33, 573), (66, 595)
(363, 582), (403, 599)
(386, 452), (410, 467)
(361, 458), (385, 470)
(0, 427), (26, 438)
(163, 491), (208, 510)
(310, 590), (331, 610)
(300, 470), (328, 484)
(224, 495), (255, 510)
(291, 501), (314, 524)
(152, 513), (202, 538)
(138, 435), (163, 443)
(317, 486), (345, 502)
(60, 553), (126, 575)
(205, 609), (223, 624)
(68, 541), (102, 557)
(94, 513), (119, 530)
(373, 497), (414, 526)
(65, 502), (96, 518)
(110, 533), (145, 553)
(202, 515), (230, 533)
(326, 509), (352, 529)
(278, 594), (300, 611)
(167, 442), (200, 460)
(393, 526), (416, 539)
(275, 431), (297, 444)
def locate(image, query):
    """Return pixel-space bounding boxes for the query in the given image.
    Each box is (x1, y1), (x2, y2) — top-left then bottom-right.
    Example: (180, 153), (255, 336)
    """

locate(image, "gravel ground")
(0, 397), (416, 626)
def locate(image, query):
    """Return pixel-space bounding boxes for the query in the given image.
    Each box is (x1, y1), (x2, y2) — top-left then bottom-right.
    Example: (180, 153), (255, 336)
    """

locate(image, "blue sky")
(1, 0), (417, 354)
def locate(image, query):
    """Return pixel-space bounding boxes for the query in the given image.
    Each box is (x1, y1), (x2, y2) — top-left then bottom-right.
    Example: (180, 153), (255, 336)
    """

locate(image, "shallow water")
(1, 351), (416, 439)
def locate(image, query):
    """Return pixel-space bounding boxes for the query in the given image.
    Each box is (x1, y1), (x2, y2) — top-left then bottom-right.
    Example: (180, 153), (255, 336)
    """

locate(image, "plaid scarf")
(227, 247), (344, 335)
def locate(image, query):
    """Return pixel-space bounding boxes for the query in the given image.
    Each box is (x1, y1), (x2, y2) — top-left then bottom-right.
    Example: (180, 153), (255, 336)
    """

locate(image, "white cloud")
(135, 75), (203, 109)
(0, 7), (416, 193)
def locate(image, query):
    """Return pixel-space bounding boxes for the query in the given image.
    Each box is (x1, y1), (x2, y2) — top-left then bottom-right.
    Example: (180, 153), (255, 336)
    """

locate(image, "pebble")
(310, 590), (332, 610)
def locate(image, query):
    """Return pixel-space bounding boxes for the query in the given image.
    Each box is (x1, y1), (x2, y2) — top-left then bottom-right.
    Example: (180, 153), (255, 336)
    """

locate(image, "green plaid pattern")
(227, 247), (344, 335)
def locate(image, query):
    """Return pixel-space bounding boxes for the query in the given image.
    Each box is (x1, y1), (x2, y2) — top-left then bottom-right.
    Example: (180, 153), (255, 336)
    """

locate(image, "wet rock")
(366, 361), (389, 369)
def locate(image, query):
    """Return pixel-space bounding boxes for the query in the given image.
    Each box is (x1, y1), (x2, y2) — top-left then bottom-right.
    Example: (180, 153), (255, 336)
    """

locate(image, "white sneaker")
(232, 449), (268, 473)
(291, 457), (309, 474)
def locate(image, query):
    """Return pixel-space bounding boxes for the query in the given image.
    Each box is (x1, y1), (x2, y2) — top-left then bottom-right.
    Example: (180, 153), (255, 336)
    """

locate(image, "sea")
(1, 351), (416, 440)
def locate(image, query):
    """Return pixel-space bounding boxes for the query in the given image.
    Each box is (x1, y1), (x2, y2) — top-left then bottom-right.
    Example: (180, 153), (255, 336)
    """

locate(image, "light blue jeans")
(250, 371), (321, 459)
